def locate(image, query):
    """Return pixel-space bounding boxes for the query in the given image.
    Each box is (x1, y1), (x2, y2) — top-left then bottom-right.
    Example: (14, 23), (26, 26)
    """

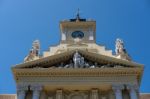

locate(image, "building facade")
(11, 15), (144, 99)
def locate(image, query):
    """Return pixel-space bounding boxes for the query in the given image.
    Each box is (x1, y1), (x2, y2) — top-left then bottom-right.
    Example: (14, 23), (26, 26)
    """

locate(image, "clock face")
(71, 31), (84, 39)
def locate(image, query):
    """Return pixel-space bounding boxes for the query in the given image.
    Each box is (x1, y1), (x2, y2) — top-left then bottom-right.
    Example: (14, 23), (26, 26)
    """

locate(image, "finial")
(76, 8), (80, 20)
(70, 9), (86, 22)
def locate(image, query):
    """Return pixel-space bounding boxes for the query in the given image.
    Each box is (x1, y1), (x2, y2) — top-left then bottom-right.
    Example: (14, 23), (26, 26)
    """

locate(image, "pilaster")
(56, 89), (63, 99)
(91, 89), (99, 99)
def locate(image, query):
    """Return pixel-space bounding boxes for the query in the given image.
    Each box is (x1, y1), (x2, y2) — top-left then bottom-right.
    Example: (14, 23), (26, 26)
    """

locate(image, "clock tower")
(60, 13), (96, 44)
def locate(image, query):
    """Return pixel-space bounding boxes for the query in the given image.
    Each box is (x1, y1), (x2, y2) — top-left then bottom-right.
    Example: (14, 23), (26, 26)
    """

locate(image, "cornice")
(12, 68), (143, 87)
(13, 68), (143, 77)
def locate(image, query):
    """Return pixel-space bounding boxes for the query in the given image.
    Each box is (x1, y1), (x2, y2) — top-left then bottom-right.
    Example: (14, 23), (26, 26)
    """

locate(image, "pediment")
(13, 50), (143, 69)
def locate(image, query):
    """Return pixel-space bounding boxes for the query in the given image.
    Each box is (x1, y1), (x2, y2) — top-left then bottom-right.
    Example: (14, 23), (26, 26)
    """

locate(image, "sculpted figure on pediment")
(73, 51), (85, 68)
(115, 38), (131, 61)
(54, 51), (128, 69)
(115, 38), (126, 55)
(24, 40), (40, 62)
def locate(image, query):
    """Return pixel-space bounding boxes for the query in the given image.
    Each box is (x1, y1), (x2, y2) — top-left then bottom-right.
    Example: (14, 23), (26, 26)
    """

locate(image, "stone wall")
(0, 94), (16, 99)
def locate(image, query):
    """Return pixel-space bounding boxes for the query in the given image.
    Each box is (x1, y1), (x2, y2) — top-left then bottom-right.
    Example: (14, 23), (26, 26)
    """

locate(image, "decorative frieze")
(14, 67), (142, 77)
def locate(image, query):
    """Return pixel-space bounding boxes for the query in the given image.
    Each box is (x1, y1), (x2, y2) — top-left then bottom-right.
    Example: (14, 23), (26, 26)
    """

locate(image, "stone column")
(18, 90), (26, 99)
(17, 84), (28, 99)
(30, 85), (43, 99)
(127, 84), (139, 99)
(56, 89), (63, 99)
(112, 84), (124, 99)
(91, 89), (99, 99)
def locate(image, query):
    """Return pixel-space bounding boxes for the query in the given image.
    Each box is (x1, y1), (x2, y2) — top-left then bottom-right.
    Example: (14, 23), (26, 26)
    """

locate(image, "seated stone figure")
(73, 51), (83, 68)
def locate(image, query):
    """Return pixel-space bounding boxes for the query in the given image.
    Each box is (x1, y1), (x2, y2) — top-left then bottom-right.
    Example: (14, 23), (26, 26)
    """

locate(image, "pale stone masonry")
(0, 94), (17, 99)
(10, 13), (144, 99)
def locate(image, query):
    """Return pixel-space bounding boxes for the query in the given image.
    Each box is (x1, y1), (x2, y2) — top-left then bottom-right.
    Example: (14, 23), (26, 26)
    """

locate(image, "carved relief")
(52, 51), (128, 69)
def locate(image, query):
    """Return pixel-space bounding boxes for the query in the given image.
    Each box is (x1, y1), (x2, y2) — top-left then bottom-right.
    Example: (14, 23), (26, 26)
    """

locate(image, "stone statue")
(32, 40), (40, 56)
(24, 40), (40, 62)
(57, 51), (97, 68)
(73, 51), (87, 68)
(73, 51), (82, 68)
(115, 38), (131, 61)
(115, 38), (126, 55)
(80, 57), (85, 68)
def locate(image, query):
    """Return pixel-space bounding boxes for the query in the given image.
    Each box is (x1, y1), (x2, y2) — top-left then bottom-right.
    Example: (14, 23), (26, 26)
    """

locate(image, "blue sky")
(0, 0), (150, 94)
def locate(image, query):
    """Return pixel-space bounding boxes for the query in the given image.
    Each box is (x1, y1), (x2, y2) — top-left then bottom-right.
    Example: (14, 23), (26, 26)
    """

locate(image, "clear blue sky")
(0, 0), (150, 94)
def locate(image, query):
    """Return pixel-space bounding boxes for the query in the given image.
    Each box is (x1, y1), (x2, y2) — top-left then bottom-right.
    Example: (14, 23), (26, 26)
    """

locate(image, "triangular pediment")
(13, 50), (143, 69)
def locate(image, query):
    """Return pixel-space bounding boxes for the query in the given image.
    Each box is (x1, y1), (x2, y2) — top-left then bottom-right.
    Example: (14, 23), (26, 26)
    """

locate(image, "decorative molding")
(14, 68), (142, 77)
(13, 67), (142, 85)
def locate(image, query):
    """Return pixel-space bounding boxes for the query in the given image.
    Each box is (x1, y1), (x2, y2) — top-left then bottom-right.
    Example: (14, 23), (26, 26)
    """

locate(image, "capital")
(126, 84), (139, 91)
(17, 84), (28, 91)
(56, 89), (63, 93)
(112, 84), (124, 91)
(91, 89), (98, 93)
(30, 85), (43, 91)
